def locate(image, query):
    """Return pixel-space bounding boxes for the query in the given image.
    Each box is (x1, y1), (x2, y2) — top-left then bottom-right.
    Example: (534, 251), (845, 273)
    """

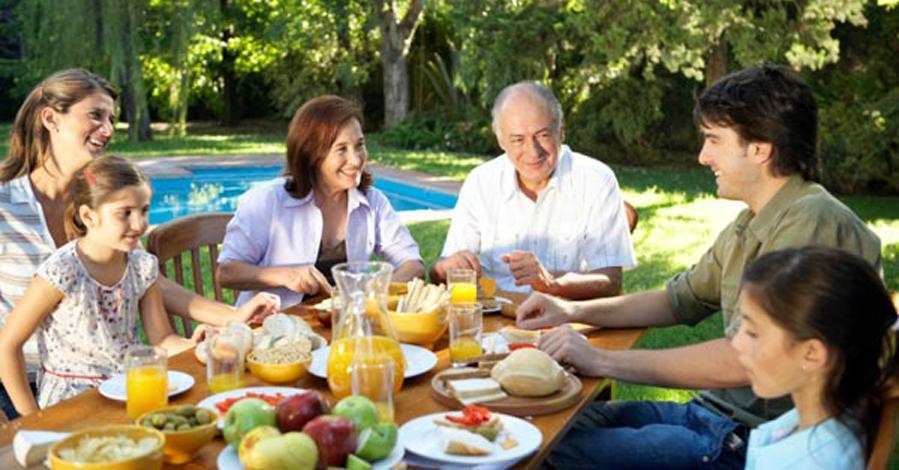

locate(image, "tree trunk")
(376, 0), (425, 127)
(112, 0), (152, 142)
(220, 0), (239, 126)
(705, 39), (729, 87)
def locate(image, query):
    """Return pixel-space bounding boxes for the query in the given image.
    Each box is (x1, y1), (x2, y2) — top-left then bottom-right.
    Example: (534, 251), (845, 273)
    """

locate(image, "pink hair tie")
(83, 168), (97, 186)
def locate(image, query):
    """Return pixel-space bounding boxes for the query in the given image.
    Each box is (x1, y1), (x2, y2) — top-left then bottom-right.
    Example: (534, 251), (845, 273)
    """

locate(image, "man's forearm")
(542, 269), (621, 300)
(393, 260), (425, 282)
(572, 290), (679, 329)
(593, 338), (749, 389)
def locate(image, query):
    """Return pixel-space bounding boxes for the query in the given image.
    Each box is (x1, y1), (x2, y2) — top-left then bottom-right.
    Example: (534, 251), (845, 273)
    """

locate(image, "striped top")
(0, 176), (58, 372)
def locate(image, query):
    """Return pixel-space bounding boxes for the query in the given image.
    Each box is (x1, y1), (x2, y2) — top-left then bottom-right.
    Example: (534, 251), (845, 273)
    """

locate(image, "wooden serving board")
(430, 367), (583, 417)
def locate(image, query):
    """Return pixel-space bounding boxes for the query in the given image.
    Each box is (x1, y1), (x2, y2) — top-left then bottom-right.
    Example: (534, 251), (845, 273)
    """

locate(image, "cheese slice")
(458, 391), (508, 405)
(14, 430), (70, 467)
(448, 378), (502, 399)
(440, 427), (493, 456)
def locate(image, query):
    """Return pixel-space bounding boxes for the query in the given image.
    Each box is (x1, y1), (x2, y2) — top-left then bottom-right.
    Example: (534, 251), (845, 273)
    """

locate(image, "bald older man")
(430, 81), (635, 299)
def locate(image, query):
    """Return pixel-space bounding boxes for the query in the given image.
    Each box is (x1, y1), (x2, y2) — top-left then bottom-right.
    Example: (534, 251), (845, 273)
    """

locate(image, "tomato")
(214, 392), (286, 413)
(445, 404), (491, 426)
(508, 343), (536, 351)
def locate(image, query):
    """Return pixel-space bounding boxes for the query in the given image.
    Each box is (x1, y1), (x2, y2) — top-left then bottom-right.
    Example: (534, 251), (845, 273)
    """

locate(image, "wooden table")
(0, 292), (643, 469)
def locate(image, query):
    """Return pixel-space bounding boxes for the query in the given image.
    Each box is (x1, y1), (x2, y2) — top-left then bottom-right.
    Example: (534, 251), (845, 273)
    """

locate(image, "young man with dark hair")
(518, 64), (881, 468)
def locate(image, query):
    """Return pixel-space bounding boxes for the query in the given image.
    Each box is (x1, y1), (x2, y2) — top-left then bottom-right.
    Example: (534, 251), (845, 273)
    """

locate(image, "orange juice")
(327, 336), (405, 399)
(451, 283), (477, 304)
(449, 337), (482, 363)
(375, 402), (395, 423)
(208, 373), (243, 393)
(126, 366), (167, 420)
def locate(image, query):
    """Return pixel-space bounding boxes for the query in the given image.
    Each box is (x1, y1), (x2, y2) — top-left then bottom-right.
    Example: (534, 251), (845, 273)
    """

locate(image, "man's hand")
(282, 266), (332, 296)
(538, 325), (603, 376)
(440, 250), (482, 275)
(516, 291), (577, 330)
(235, 292), (280, 325)
(501, 251), (555, 292)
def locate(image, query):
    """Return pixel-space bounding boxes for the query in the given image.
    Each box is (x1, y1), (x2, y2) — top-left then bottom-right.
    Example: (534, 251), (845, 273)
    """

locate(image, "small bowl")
(137, 406), (218, 465)
(247, 352), (311, 384)
(49, 425), (165, 470)
(388, 308), (447, 347)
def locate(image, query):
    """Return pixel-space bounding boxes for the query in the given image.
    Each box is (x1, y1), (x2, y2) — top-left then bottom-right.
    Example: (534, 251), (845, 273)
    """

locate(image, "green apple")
(238, 425), (280, 463)
(223, 398), (277, 446)
(347, 454), (373, 470)
(331, 396), (379, 432)
(355, 423), (397, 461)
(240, 431), (318, 470)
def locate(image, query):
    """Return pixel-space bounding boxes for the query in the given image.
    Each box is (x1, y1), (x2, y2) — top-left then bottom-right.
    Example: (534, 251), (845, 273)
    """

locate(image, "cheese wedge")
(14, 430), (70, 467)
(440, 427), (493, 456)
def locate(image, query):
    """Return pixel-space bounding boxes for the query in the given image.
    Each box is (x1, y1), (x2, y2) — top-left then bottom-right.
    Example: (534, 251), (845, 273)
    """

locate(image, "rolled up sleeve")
(371, 191), (422, 266)
(218, 188), (271, 265)
(666, 226), (730, 326)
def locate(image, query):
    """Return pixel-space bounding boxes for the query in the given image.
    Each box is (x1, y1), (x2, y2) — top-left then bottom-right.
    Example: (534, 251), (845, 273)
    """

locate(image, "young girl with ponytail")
(0, 156), (196, 415)
(734, 246), (898, 469)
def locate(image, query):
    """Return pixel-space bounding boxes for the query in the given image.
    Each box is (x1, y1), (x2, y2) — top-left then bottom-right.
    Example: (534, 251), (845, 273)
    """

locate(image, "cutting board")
(431, 367), (582, 417)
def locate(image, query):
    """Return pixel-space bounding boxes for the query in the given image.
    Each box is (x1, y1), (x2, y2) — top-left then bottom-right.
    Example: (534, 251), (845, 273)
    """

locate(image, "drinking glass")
(125, 345), (168, 421)
(448, 303), (483, 367)
(351, 358), (396, 423)
(206, 326), (245, 393)
(448, 268), (477, 304)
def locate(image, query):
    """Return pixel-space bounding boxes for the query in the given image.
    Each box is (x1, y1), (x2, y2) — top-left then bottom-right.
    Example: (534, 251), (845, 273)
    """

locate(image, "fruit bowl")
(49, 425), (165, 470)
(137, 406), (218, 465)
(388, 308), (447, 347)
(247, 352), (312, 385)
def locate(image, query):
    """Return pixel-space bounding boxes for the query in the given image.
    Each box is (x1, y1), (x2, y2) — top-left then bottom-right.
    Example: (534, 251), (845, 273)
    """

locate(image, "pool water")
(148, 166), (457, 225)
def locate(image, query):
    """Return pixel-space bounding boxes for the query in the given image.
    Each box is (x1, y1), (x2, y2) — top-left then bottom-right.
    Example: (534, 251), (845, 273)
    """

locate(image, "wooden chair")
(624, 200), (639, 234)
(868, 291), (899, 469)
(0, 408), (8, 425)
(145, 212), (234, 337)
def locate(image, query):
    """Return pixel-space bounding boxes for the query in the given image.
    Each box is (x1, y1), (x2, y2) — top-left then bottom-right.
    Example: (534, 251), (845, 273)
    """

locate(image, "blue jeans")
(544, 400), (747, 469)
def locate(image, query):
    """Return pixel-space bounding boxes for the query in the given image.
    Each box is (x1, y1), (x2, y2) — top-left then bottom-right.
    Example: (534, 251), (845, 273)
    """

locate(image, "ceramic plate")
(309, 343), (437, 379)
(216, 437), (404, 470)
(399, 412), (542, 466)
(98, 371), (194, 402)
(479, 296), (512, 314)
(196, 386), (305, 429)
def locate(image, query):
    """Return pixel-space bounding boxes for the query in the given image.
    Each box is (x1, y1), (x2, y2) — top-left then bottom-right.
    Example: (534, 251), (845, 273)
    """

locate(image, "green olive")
(176, 405), (195, 417)
(195, 409), (213, 425)
(177, 423), (192, 431)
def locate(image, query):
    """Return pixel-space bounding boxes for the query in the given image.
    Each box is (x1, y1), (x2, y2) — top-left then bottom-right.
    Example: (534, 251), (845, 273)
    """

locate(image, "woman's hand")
(282, 266), (332, 296)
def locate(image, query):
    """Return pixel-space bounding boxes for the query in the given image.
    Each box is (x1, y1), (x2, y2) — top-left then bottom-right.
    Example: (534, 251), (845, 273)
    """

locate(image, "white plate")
(216, 437), (404, 470)
(309, 343), (437, 379)
(481, 296), (512, 314)
(98, 371), (194, 401)
(399, 412), (542, 466)
(196, 386), (306, 429)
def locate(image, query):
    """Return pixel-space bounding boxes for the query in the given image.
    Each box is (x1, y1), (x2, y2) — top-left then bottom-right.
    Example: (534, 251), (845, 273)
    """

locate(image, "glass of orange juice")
(125, 345), (168, 421)
(351, 358), (395, 423)
(448, 269), (477, 304)
(448, 303), (483, 367)
(206, 326), (245, 393)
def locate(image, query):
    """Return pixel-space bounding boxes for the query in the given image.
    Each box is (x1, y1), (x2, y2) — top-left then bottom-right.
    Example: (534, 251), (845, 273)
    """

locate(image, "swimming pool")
(148, 166), (457, 225)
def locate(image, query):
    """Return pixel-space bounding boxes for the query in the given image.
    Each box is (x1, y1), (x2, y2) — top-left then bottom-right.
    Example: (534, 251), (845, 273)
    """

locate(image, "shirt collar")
(501, 145), (571, 201)
(11, 175), (36, 204)
(744, 175), (808, 241)
(281, 184), (371, 212)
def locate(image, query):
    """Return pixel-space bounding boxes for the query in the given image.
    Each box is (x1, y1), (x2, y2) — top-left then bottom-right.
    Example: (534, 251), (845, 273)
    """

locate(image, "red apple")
(302, 415), (356, 468)
(276, 391), (328, 433)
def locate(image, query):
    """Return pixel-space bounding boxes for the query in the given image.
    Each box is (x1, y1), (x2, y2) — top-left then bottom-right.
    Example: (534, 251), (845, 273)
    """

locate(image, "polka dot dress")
(34, 241), (158, 409)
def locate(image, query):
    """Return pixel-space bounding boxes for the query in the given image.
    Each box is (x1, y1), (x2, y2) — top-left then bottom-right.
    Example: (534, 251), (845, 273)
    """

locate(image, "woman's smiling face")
(44, 92), (115, 175)
(315, 118), (366, 194)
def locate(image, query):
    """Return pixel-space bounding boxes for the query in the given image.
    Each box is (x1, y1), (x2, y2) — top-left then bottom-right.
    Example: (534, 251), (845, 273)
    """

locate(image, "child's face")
(731, 292), (810, 399)
(84, 184), (151, 251)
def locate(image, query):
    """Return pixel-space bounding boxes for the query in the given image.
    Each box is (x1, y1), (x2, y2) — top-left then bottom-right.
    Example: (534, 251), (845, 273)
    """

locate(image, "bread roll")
(490, 348), (564, 397)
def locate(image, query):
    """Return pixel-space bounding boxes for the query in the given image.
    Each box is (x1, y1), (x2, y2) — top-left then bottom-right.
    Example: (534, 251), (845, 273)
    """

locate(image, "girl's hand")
(189, 324), (208, 344)
(235, 292), (280, 326)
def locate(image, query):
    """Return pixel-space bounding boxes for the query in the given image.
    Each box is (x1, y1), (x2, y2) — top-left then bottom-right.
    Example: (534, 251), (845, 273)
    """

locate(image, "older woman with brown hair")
(216, 96), (425, 308)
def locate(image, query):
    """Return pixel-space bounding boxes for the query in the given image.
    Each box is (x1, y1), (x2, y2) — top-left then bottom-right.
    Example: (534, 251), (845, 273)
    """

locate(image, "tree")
(375, 0), (425, 126)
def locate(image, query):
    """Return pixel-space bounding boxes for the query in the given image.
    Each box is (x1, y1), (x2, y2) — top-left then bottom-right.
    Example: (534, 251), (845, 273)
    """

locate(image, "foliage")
(377, 112), (496, 154)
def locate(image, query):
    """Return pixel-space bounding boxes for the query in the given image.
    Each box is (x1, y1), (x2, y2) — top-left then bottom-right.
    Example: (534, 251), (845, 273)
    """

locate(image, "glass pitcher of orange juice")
(327, 261), (406, 400)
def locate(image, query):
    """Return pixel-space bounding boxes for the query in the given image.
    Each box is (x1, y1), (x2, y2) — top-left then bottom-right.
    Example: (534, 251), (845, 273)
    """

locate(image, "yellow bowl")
(137, 406), (218, 465)
(49, 425), (165, 470)
(247, 353), (311, 385)
(386, 295), (402, 311)
(388, 309), (447, 346)
(388, 282), (409, 296)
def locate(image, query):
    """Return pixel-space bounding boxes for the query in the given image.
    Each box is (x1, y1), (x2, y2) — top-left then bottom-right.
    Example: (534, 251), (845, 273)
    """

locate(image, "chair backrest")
(0, 408), (8, 424)
(624, 200), (639, 234)
(867, 291), (899, 470)
(145, 212), (234, 336)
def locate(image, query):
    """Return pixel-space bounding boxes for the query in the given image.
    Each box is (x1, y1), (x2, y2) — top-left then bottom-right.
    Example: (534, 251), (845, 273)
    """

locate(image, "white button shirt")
(441, 146), (636, 293)
(218, 178), (422, 308)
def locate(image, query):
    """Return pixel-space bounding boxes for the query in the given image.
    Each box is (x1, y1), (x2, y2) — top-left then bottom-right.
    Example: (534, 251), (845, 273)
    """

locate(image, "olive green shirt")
(666, 175), (882, 426)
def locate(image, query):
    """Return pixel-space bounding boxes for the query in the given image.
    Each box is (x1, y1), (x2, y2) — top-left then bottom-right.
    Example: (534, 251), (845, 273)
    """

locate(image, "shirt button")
(702, 456), (709, 463)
